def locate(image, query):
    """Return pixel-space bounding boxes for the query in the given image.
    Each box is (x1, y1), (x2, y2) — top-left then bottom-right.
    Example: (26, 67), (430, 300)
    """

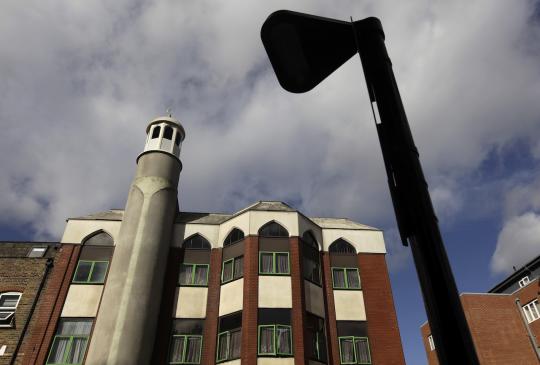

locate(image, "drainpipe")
(515, 298), (540, 361)
(10, 257), (54, 365)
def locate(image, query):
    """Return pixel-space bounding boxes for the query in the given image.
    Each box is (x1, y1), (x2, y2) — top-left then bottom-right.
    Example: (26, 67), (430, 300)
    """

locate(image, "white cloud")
(491, 212), (540, 274)
(0, 0), (539, 251)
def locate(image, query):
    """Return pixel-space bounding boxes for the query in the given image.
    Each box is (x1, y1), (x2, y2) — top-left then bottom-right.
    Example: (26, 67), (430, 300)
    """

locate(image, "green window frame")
(257, 324), (293, 356)
(331, 267), (361, 289)
(168, 334), (203, 364)
(46, 335), (89, 365)
(178, 263), (209, 286)
(259, 252), (290, 275)
(338, 336), (371, 364)
(216, 329), (241, 362)
(72, 260), (109, 284)
(221, 256), (243, 283)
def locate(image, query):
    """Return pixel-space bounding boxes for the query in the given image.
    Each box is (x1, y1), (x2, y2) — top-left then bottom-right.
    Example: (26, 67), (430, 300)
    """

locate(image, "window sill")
(177, 284), (209, 288)
(332, 287), (362, 291)
(71, 282), (105, 285)
(259, 273), (290, 276)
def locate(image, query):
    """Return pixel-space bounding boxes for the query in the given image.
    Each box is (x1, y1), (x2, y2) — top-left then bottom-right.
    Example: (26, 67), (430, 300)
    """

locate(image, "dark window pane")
(151, 126), (160, 139)
(194, 265), (208, 285)
(224, 228), (244, 246)
(179, 264), (193, 285)
(83, 231), (113, 246)
(175, 133), (181, 146)
(329, 239), (356, 254)
(65, 336), (88, 364)
(185, 336), (202, 362)
(89, 262), (108, 283)
(217, 333), (228, 361)
(260, 253), (274, 273)
(183, 235), (211, 249)
(74, 261), (92, 282)
(222, 260), (233, 282)
(0, 294), (20, 308)
(47, 337), (70, 364)
(163, 126), (173, 140)
(340, 337), (355, 363)
(169, 336), (184, 363)
(302, 231), (318, 248)
(276, 326), (292, 355)
(276, 253), (289, 274)
(234, 256), (244, 279)
(332, 268), (346, 288)
(347, 269), (360, 289)
(259, 326), (275, 354)
(229, 329), (241, 358)
(259, 222), (288, 237)
(355, 338), (371, 363)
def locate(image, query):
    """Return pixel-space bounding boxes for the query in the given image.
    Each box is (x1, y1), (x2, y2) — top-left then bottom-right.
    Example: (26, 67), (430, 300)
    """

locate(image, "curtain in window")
(89, 262), (108, 283)
(347, 269), (360, 288)
(333, 269), (346, 288)
(48, 337), (69, 363)
(185, 336), (201, 362)
(65, 337), (88, 364)
(276, 326), (291, 354)
(74, 261), (92, 282)
(355, 338), (370, 363)
(217, 333), (228, 361)
(222, 261), (233, 282)
(259, 326), (274, 354)
(169, 336), (184, 363)
(234, 256), (243, 279)
(194, 266), (208, 285)
(340, 338), (355, 363)
(276, 253), (288, 274)
(58, 320), (92, 336)
(229, 329), (241, 359)
(261, 253), (273, 273)
(179, 265), (192, 285)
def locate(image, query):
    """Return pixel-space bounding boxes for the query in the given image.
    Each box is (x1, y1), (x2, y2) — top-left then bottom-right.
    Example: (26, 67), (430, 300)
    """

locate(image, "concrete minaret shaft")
(86, 116), (185, 364)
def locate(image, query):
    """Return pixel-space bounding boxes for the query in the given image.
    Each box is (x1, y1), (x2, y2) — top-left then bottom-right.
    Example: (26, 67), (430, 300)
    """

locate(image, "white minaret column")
(86, 116), (185, 364)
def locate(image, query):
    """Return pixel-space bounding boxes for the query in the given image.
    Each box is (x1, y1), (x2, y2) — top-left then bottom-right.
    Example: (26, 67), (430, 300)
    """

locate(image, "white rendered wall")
(258, 276), (292, 308)
(257, 358), (295, 365)
(61, 285), (103, 317)
(61, 220), (120, 244)
(333, 290), (367, 320)
(321, 229), (386, 253)
(219, 279), (244, 316)
(173, 287), (208, 318)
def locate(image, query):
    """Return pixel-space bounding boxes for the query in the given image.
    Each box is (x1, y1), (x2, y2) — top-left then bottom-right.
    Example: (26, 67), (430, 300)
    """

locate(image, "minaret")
(85, 116), (185, 364)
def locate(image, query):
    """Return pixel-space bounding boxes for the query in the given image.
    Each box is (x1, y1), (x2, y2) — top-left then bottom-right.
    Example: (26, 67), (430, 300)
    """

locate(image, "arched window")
(259, 222), (288, 238)
(83, 231), (114, 246)
(151, 125), (161, 139)
(224, 228), (245, 247)
(329, 239), (356, 254)
(183, 234), (211, 250)
(163, 126), (173, 140)
(0, 292), (22, 327)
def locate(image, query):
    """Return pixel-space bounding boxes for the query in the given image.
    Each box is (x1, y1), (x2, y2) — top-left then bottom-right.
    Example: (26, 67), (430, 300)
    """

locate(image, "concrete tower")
(85, 116), (185, 364)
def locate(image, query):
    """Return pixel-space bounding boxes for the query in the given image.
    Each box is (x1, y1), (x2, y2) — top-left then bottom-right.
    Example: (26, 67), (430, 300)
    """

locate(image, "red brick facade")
(201, 248), (223, 364)
(289, 237), (307, 364)
(358, 253), (406, 365)
(241, 236), (259, 364)
(321, 252), (341, 365)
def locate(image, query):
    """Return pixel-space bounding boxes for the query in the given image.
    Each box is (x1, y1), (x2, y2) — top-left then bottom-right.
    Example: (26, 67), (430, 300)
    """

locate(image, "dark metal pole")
(352, 18), (479, 364)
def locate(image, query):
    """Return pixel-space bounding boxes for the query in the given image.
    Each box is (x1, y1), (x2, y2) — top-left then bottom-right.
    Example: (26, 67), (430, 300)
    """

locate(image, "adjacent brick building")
(0, 115), (405, 364)
(421, 255), (540, 364)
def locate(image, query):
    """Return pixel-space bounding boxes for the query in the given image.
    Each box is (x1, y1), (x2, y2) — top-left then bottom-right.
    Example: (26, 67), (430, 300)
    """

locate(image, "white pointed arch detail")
(257, 220), (290, 237)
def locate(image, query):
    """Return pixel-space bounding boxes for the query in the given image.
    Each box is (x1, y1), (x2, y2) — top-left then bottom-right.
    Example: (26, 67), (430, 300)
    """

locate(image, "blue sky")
(1, 1), (540, 363)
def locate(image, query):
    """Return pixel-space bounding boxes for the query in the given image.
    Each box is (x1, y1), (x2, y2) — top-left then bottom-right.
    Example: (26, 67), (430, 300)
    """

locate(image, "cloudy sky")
(1, 0), (540, 363)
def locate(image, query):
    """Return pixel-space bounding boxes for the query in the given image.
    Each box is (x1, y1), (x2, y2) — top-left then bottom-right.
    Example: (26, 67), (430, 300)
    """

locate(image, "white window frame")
(522, 299), (540, 324)
(427, 335), (435, 351)
(28, 247), (47, 258)
(518, 276), (530, 288)
(0, 292), (22, 328)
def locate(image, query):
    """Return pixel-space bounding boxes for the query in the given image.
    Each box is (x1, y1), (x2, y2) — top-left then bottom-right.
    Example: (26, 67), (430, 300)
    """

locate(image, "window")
(183, 235), (211, 250)
(224, 228), (244, 247)
(28, 247), (47, 258)
(332, 268), (361, 289)
(175, 133), (181, 146)
(427, 335), (435, 351)
(169, 319), (204, 364)
(259, 252), (289, 275)
(222, 256), (243, 283)
(523, 299), (540, 323)
(306, 313), (327, 362)
(303, 232), (321, 284)
(339, 337), (371, 364)
(217, 312), (242, 362)
(164, 126), (173, 140)
(152, 126), (161, 139)
(169, 335), (202, 364)
(72, 260), (109, 284)
(46, 319), (92, 365)
(329, 239), (356, 254)
(258, 325), (292, 356)
(0, 292), (21, 328)
(179, 264), (209, 286)
(519, 276), (530, 288)
(82, 231), (114, 246)
(259, 222), (288, 237)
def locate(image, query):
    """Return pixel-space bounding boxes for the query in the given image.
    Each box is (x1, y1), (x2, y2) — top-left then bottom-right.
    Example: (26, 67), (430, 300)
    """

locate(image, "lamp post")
(261, 10), (479, 365)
